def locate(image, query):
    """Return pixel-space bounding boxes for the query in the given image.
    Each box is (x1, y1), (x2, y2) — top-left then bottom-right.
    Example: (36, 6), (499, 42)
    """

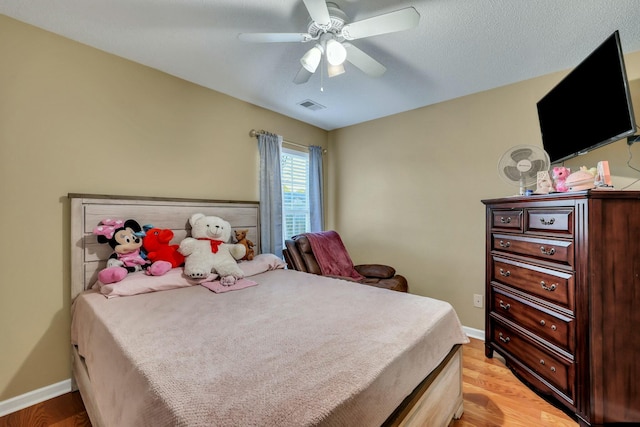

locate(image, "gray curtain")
(258, 133), (283, 256)
(308, 145), (324, 232)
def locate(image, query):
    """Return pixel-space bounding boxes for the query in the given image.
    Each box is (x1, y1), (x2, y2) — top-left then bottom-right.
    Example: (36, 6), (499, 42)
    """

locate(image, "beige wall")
(3, 11), (640, 404)
(328, 51), (640, 331)
(0, 15), (327, 401)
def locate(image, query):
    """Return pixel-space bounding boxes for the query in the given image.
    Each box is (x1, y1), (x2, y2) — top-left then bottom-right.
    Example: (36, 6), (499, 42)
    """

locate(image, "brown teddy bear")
(234, 229), (255, 261)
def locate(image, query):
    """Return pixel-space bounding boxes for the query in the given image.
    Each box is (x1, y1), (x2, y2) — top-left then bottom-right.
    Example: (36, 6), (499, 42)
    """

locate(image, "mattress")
(71, 269), (468, 427)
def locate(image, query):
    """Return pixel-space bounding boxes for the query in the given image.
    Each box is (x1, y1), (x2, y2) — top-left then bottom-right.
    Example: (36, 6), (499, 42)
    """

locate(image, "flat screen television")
(537, 30), (637, 164)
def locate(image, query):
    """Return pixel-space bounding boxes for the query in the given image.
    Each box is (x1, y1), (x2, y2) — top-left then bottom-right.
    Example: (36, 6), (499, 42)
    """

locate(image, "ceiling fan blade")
(293, 67), (314, 84)
(343, 43), (386, 77)
(302, 0), (331, 27)
(341, 7), (420, 40)
(238, 32), (312, 43)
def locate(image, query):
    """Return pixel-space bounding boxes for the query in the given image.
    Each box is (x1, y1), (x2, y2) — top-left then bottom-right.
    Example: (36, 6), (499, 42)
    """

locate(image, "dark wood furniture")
(482, 190), (640, 427)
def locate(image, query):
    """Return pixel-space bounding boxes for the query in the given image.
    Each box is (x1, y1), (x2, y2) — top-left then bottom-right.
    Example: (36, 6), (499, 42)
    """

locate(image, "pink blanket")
(303, 231), (364, 281)
(72, 269), (470, 426)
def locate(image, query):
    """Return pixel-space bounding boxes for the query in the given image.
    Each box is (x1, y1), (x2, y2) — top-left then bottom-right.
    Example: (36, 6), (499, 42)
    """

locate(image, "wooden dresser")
(482, 190), (640, 427)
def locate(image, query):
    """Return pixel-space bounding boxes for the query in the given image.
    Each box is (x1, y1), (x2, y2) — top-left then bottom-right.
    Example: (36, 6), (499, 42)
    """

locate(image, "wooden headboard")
(69, 194), (260, 299)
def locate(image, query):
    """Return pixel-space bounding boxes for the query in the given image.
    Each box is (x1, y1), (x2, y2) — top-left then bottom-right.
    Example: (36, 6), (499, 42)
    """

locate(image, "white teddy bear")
(178, 213), (246, 285)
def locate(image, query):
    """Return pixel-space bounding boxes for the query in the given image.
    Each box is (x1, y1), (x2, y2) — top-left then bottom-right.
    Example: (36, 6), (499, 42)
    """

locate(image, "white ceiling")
(2, 0), (640, 131)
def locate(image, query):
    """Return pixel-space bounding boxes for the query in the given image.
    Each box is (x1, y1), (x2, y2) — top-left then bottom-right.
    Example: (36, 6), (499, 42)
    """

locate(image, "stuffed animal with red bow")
(142, 227), (185, 268)
(178, 213), (246, 285)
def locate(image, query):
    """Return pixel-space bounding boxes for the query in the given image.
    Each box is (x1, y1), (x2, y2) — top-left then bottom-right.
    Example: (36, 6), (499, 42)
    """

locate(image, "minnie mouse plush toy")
(93, 219), (171, 284)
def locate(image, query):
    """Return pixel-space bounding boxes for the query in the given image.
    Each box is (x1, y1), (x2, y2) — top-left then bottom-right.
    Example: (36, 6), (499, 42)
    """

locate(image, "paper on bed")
(200, 278), (258, 293)
(72, 269), (469, 427)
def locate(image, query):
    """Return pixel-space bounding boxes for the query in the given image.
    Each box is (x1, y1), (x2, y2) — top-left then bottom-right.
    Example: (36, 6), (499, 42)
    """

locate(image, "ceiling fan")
(238, 0), (420, 84)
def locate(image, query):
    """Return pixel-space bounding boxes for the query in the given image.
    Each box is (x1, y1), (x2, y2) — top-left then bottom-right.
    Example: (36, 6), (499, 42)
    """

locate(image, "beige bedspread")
(71, 269), (468, 427)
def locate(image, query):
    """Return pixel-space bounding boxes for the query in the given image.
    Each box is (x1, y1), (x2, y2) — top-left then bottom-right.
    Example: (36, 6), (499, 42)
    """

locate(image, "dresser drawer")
(491, 233), (574, 266)
(491, 209), (523, 231)
(491, 320), (574, 401)
(526, 208), (573, 235)
(492, 257), (574, 311)
(491, 287), (574, 354)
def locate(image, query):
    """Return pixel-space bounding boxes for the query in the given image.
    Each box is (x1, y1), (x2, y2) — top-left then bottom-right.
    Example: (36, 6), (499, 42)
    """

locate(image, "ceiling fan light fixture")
(327, 63), (345, 77)
(243, 1), (419, 85)
(300, 46), (322, 72)
(325, 39), (347, 65)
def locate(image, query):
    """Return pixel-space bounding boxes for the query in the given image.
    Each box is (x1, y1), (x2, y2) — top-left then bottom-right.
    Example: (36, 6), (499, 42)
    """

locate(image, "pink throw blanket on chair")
(303, 231), (365, 281)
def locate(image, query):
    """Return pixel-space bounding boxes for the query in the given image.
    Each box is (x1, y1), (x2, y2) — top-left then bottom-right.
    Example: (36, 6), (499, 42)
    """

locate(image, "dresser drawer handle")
(499, 240), (511, 248)
(499, 300), (511, 310)
(540, 360), (557, 373)
(498, 332), (510, 343)
(500, 217), (512, 224)
(540, 217), (555, 225)
(499, 268), (511, 277)
(540, 246), (556, 256)
(541, 320), (558, 331)
(540, 281), (557, 291)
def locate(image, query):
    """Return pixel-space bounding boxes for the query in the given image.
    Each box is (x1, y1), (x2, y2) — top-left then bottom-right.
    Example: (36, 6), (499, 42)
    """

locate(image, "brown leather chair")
(283, 234), (408, 292)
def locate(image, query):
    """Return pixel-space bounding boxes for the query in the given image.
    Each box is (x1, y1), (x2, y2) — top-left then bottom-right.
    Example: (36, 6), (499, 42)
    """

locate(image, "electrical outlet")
(473, 294), (484, 308)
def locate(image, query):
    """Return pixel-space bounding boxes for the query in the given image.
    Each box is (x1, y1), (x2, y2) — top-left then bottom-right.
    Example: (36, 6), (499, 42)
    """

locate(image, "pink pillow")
(238, 253), (286, 276)
(93, 268), (195, 298)
(92, 253), (286, 298)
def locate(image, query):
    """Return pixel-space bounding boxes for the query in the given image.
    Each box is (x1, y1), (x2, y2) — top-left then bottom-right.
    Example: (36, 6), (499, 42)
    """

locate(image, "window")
(281, 148), (310, 241)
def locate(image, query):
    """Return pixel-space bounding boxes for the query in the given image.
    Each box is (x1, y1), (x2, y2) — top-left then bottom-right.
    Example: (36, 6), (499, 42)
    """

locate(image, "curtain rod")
(249, 129), (327, 153)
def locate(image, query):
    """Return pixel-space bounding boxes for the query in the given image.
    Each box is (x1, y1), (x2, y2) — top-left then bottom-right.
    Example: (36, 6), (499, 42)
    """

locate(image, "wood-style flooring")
(0, 338), (577, 426)
(450, 338), (577, 427)
(0, 392), (89, 427)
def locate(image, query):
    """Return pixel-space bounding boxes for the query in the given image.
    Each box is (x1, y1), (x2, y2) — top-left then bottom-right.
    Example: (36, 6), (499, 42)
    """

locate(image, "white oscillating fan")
(497, 145), (551, 195)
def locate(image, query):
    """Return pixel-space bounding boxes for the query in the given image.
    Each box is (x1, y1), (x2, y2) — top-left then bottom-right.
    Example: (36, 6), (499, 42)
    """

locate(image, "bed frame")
(68, 193), (464, 427)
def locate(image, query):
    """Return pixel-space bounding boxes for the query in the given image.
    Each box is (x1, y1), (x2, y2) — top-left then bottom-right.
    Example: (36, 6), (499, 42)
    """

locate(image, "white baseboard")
(463, 326), (485, 341)
(0, 379), (72, 417)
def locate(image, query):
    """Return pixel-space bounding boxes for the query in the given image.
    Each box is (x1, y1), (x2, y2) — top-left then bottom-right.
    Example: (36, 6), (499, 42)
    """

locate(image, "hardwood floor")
(451, 338), (577, 427)
(0, 338), (577, 427)
(0, 392), (89, 427)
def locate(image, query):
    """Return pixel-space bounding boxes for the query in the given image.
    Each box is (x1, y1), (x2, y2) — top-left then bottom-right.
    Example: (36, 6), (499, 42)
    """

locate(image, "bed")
(69, 193), (469, 427)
